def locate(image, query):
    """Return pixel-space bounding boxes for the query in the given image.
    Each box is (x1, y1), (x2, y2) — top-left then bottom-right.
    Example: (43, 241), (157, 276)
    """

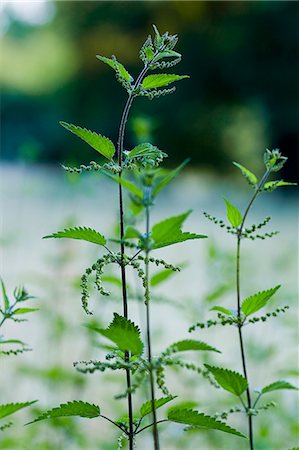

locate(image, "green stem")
(236, 169), (271, 450)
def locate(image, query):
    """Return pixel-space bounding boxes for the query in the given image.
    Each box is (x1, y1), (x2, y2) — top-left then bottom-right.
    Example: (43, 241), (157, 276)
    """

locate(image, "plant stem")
(235, 169), (271, 450)
(145, 196), (160, 450)
(136, 419), (168, 435)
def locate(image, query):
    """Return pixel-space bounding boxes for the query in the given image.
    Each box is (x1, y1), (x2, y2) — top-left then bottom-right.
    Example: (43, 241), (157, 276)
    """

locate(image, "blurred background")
(0, 1), (298, 450)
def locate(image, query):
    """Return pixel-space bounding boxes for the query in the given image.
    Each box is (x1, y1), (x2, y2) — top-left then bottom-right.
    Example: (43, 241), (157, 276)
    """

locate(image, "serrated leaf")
(224, 198), (242, 228)
(151, 210), (207, 249)
(13, 308), (39, 315)
(1, 278), (9, 310)
(140, 396), (176, 418)
(233, 162), (257, 186)
(261, 380), (298, 394)
(60, 121), (115, 160)
(155, 50), (181, 61)
(95, 313), (143, 356)
(0, 401), (37, 420)
(128, 143), (167, 160)
(210, 306), (233, 315)
(168, 408), (246, 438)
(103, 171), (143, 198)
(27, 401), (100, 425)
(43, 227), (106, 246)
(142, 74), (189, 89)
(241, 285), (281, 316)
(96, 55), (132, 82)
(153, 159), (189, 196)
(263, 180), (297, 192)
(168, 339), (220, 354)
(205, 365), (248, 396)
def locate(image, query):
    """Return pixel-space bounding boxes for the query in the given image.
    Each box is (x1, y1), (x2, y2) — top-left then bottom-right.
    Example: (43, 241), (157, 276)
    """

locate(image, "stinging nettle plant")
(190, 149), (298, 450)
(29, 26), (249, 449)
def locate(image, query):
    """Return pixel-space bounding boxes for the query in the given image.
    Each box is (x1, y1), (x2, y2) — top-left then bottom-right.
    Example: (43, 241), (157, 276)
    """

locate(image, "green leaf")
(139, 396), (176, 418)
(204, 365), (248, 396)
(155, 50), (181, 61)
(0, 339), (26, 345)
(233, 162), (257, 186)
(241, 285), (281, 316)
(150, 268), (177, 287)
(223, 198), (242, 228)
(168, 339), (221, 354)
(95, 313), (143, 356)
(103, 171), (143, 199)
(151, 210), (207, 249)
(142, 74), (189, 89)
(13, 308), (39, 315)
(27, 401), (100, 425)
(60, 121), (115, 160)
(0, 401), (37, 420)
(124, 226), (142, 240)
(128, 142), (167, 161)
(145, 47), (155, 62)
(210, 306), (233, 315)
(43, 227), (106, 246)
(153, 159), (189, 196)
(96, 55), (132, 82)
(168, 408), (246, 438)
(1, 278), (9, 310)
(263, 180), (297, 192)
(261, 380), (298, 395)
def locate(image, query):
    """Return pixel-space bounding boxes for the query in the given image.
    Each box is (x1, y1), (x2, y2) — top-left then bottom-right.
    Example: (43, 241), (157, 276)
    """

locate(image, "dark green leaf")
(224, 198), (242, 228)
(233, 162), (257, 186)
(60, 122), (115, 160)
(142, 74), (189, 89)
(103, 172), (143, 199)
(139, 396), (176, 418)
(27, 401), (100, 425)
(168, 408), (246, 438)
(261, 380), (298, 395)
(168, 339), (220, 354)
(241, 285), (281, 316)
(0, 401), (37, 420)
(153, 159), (189, 196)
(96, 55), (132, 82)
(95, 313), (143, 356)
(205, 365), (248, 396)
(43, 227), (106, 246)
(151, 210), (207, 249)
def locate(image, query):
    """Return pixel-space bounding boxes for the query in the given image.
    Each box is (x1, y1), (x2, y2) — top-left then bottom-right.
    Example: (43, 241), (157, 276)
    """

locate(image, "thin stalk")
(135, 419), (168, 435)
(235, 169), (271, 450)
(145, 197), (160, 450)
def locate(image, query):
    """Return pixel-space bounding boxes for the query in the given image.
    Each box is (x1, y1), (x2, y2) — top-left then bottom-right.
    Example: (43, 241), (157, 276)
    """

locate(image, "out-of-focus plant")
(190, 149), (298, 450)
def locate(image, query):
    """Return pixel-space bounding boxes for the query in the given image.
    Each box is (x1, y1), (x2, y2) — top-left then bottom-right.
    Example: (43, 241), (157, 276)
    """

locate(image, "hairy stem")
(236, 169), (270, 450)
(145, 196), (160, 450)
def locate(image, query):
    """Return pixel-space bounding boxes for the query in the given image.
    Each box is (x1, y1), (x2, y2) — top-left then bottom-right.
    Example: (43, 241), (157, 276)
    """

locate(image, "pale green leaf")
(96, 55), (132, 82)
(261, 380), (298, 395)
(13, 308), (39, 315)
(153, 159), (189, 196)
(151, 210), (207, 249)
(168, 339), (220, 354)
(0, 339), (26, 345)
(43, 227), (106, 246)
(210, 306), (233, 315)
(241, 285), (281, 316)
(128, 143), (167, 160)
(139, 396), (176, 418)
(60, 121), (115, 160)
(0, 401), (37, 420)
(27, 401), (100, 425)
(1, 278), (9, 310)
(124, 226), (142, 240)
(224, 198), (242, 228)
(95, 313), (143, 356)
(142, 74), (189, 89)
(263, 180), (297, 192)
(150, 268), (177, 287)
(205, 365), (248, 396)
(168, 408), (246, 438)
(233, 162), (257, 186)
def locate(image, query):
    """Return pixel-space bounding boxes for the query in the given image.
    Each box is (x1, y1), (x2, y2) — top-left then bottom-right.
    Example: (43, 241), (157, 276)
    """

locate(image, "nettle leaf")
(139, 396), (176, 418)
(27, 401), (100, 425)
(233, 162), (257, 187)
(261, 380), (298, 395)
(210, 306), (233, 315)
(263, 180), (297, 192)
(241, 285), (281, 316)
(224, 198), (242, 228)
(128, 142), (166, 159)
(205, 365), (248, 396)
(60, 121), (115, 160)
(96, 55), (132, 82)
(151, 210), (207, 249)
(153, 159), (189, 196)
(96, 313), (143, 356)
(1, 278), (9, 310)
(168, 408), (246, 438)
(155, 50), (181, 61)
(13, 308), (39, 315)
(150, 268), (177, 287)
(43, 227), (106, 246)
(168, 339), (220, 354)
(0, 401), (37, 420)
(124, 226), (142, 240)
(103, 172), (143, 199)
(142, 74), (189, 89)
